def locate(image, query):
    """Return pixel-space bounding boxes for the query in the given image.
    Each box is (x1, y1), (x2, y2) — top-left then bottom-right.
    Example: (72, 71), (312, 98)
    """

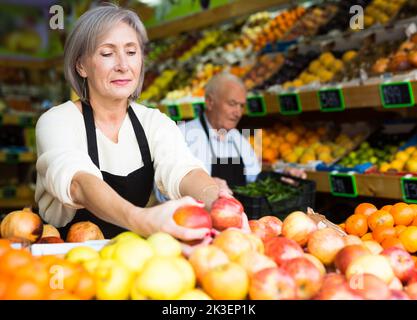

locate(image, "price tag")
(191, 102), (205, 118)
(278, 93), (302, 115)
(5, 153), (19, 164)
(401, 176), (417, 204)
(318, 88), (345, 112)
(167, 104), (182, 121)
(329, 172), (358, 198)
(246, 96), (266, 117)
(379, 81), (415, 108)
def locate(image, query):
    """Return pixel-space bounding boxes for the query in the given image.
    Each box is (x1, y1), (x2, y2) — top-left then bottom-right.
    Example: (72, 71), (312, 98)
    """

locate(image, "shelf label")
(246, 95), (267, 117)
(329, 172), (358, 198)
(401, 176), (417, 203)
(278, 93), (302, 115)
(318, 88), (345, 112)
(167, 104), (182, 121)
(379, 81), (415, 108)
(192, 102), (206, 118)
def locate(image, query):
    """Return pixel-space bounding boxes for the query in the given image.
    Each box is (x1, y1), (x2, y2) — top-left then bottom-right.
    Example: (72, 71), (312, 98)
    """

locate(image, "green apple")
(112, 231), (142, 243)
(95, 259), (133, 300)
(113, 238), (154, 273)
(66, 246), (100, 264)
(147, 232), (182, 257)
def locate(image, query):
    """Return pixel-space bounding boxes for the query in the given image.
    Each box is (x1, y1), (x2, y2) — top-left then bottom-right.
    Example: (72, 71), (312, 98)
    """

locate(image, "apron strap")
(128, 106), (152, 166)
(81, 101), (100, 168)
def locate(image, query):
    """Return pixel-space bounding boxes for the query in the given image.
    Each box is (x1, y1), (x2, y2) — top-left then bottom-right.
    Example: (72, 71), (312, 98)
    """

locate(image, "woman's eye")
(101, 53), (112, 57)
(127, 51), (136, 56)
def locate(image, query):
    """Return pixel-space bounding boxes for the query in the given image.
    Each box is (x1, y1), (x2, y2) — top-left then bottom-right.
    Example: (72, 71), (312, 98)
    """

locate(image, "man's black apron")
(59, 101), (154, 239)
(199, 114), (246, 188)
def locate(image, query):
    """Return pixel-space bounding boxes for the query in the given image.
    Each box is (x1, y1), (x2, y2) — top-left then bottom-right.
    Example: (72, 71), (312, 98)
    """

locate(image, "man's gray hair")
(64, 3), (148, 101)
(204, 72), (246, 100)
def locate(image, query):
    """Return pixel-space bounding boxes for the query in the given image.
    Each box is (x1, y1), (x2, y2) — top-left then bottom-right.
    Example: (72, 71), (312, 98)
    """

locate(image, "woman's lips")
(111, 80), (131, 86)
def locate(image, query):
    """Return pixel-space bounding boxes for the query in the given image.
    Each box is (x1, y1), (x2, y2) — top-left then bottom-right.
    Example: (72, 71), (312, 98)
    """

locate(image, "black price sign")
(401, 177), (417, 203)
(5, 153), (19, 164)
(329, 173), (358, 198)
(246, 96), (266, 117)
(379, 81), (415, 108)
(192, 102), (205, 118)
(167, 104), (182, 121)
(278, 93), (302, 115)
(318, 88), (345, 112)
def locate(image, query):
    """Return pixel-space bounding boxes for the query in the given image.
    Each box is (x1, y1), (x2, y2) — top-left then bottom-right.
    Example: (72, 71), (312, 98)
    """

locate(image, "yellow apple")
(95, 260), (133, 300)
(100, 243), (117, 259)
(346, 254), (395, 284)
(66, 246), (100, 264)
(147, 232), (182, 257)
(113, 238), (154, 273)
(112, 231), (141, 243)
(177, 289), (211, 300)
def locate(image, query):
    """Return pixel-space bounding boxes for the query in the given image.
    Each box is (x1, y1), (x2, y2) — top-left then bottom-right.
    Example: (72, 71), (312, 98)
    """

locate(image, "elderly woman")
(35, 4), (241, 241)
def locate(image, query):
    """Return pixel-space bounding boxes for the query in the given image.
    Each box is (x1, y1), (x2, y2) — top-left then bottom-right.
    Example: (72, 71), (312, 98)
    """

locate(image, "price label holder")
(329, 171), (358, 198)
(379, 81), (415, 108)
(401, 175), (417, 204)
(246, 95), (267, 117)
(318, 87), (345, 112)
(191, 102), (206, 118)
(278, 92), (302, 115)
(167, 104), (182, 121)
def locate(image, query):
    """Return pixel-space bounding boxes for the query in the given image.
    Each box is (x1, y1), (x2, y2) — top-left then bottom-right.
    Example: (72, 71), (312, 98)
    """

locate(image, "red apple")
(249, 220), (266, 240)
(343, 235), (362, 246)
(282, 211), (317, 247)
(407, 270), (417, 285)
(66, 221), (104, 242)
(173, 205), (212, 229)
(210, 197), (243, 231)
(335, 245), (371, 274)
(189, 245), (229, 284)
(381, 247), (415, 283)
(307, 228), (345, 266)
(264, 237), (304, 266)
(249, 267), (296, 300)
(245, 233), (264, 254)
(258, 216), (282, 237)
(405, 282), (417, 299)
(212, 229), (252, 261)
(304, 253), (326, 277)
(348, 273), (391, 300)
(346, 254), (395, 284)
(236, 251), (276, 277)
(388, 277), (403, 291)
(281, 257), (323, 299)
(315, 274), (362, 300)
(390, 290), (410, 300)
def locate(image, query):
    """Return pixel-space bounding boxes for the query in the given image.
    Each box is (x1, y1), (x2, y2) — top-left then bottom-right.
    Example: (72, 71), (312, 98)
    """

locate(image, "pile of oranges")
(0, 239), (96, 300)
(341, 202), (417, 255)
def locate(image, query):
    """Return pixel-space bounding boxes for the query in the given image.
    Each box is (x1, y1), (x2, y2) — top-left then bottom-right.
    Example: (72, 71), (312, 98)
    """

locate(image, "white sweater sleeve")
(35, 104), (103, 227)
(146, 110), (207, 199)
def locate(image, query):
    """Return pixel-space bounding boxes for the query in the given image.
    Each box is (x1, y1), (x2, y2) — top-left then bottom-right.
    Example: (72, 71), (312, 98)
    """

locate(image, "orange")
(372, 225), (396, 243)
(4, 278), (45, 300)
(338, 223), (346, 231)
(73, 271), (96, 300)
(15, 260), (50, 288)
(390, 203), (415, 226)
(381, 237), (405, 250)
(285, 131), (299, 145)
(399, 226), (417, 253)
(380, 205), (393, 212)
(411, 255), (417, 268)
(46, 289), (81, 300)
(354, 203), (377, 217)
(367, 210), (394, 231)
(262, 149), (277, 163)
(0, 249), (33, 275)
(0, 239), (12, 258)
(412, 216), (417, 227)
(361, 232), (373, 241)
(345, 214), (368, 237)
(0, 274), (11, 299)
(409, 204), (417, 216)
(395, 225), (407, 236)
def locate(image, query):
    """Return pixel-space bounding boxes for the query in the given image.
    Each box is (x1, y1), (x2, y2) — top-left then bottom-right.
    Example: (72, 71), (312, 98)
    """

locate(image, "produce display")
(1, 199), (417, 300)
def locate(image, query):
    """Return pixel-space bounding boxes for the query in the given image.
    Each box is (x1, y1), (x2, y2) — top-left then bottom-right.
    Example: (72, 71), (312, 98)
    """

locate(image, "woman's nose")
(115, 54), (128, 72)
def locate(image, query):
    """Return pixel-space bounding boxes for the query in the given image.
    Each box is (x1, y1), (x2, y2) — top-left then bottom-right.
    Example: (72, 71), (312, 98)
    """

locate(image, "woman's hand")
(143, 196), (211, 242)
(212, 177), (233, 196)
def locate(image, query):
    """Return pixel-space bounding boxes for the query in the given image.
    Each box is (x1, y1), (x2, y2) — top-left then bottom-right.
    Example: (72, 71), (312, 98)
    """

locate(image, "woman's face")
(78, 22), (142, 102)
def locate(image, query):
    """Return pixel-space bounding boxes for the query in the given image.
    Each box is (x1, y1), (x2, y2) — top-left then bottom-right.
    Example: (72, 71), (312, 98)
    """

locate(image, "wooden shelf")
(306, 171), (404, 200)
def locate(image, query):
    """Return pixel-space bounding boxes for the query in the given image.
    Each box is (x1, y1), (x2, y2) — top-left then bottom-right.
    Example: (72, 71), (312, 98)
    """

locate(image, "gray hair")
(64, 3), (148, 101)
(204, 72), (246, 100)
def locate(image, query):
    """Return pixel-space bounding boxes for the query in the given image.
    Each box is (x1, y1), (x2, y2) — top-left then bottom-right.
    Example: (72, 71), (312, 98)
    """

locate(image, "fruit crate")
(234, 171), (316, 220)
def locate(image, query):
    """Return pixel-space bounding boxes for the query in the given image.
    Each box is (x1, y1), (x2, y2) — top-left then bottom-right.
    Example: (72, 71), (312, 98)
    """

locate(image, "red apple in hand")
(173, 205), (212, 229)
(210, 197), (243, 231)
(281, 257), (323, 299)
(264, 237), (304, 266)
(335, 245), (371, 274)
(249, 267), (296, 300)
(381, 247), (415, 283)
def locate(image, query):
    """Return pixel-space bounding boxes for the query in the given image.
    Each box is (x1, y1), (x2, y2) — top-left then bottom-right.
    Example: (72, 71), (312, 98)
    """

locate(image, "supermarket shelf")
(156, 79), (417, 120)
(0, 55), (63, 70)
(306, 170), (404, 200)
(147, 0), (290, 40)
(0, 197), (35, 209)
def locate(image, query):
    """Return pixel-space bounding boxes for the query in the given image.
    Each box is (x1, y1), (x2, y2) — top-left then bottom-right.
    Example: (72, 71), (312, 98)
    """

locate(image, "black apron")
(199, 114), (246, 188)
(59, 101), (155, 239)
